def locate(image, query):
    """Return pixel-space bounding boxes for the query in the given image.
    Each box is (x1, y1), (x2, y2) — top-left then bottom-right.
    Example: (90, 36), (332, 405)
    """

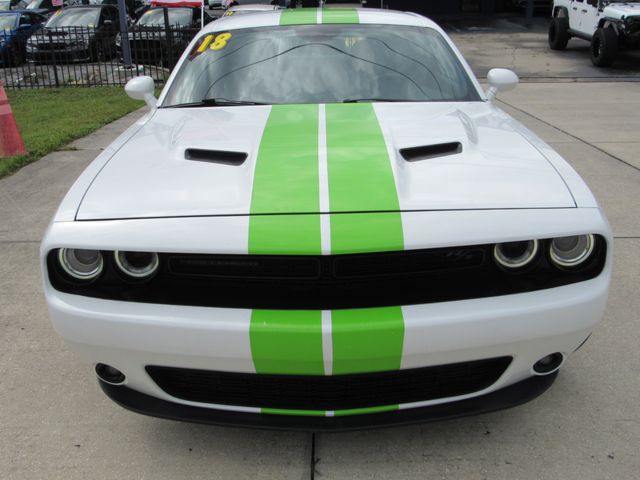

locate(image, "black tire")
(9, 47), (25, 67)
(549, 17), (570, 51)
(89, 42), (104, 63)
(591, 27), (618, 67)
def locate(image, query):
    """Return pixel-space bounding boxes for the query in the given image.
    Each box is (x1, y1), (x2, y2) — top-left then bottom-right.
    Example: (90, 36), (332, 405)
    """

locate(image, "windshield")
(0, 0), (11, 11)
(0, 13), (17, 28)
(137, 8), (192, 27)
(27, 0), (51, 9)
(163, 24), (480, 107)
(46, 8), (100, 27)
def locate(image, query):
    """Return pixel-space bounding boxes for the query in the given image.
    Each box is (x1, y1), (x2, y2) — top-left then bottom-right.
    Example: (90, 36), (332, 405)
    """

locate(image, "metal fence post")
(163, 7), (174, 69)
(118, 0), (133, 67)
(48, 31), (60, 88)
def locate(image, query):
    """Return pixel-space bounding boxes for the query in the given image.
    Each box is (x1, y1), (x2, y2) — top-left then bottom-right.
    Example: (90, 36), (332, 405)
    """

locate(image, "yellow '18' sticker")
(211, 32), (232, 50)
(196, 32), (232, 53)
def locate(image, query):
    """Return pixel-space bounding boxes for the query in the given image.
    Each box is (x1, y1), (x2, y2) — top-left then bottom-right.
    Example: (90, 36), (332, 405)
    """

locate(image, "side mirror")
(486, 68), (519, 100)
(125, 76), (157, 109)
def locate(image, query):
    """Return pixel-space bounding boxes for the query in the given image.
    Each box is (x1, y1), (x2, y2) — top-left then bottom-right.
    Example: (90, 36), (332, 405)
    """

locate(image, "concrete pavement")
(448, 18), (640, 79)
(1, 30), (639, 480)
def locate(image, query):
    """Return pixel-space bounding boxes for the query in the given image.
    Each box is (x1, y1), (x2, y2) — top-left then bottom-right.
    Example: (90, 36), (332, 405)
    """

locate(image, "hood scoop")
(185, 148), (247, 166)
(400, 142), (462, 162)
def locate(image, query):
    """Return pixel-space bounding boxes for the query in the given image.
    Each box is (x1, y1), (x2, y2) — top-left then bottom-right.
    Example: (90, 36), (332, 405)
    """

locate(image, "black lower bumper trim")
(99, 372), (557, 432)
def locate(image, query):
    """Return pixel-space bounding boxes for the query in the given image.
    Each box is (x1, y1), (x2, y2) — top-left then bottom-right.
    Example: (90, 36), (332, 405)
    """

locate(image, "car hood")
(604, 3), (640, 17)
(1, 29), (17, 39)
(76, 102), (576, 220)
(29, 28), (92, 43)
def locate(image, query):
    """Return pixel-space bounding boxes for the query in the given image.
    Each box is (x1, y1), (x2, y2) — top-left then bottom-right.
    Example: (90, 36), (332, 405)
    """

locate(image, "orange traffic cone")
(0, 83), (27, 158)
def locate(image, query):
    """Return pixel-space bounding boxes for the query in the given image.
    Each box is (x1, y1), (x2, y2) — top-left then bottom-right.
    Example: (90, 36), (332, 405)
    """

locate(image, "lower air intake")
(146, 357), (512, 411)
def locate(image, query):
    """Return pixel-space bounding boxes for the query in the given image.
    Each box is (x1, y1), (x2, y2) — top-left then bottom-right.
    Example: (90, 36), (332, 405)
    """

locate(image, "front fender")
(553, 5), (569, 18)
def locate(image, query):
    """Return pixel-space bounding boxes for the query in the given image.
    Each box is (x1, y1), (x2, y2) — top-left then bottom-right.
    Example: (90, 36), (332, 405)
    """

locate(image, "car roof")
(146, 6), (195, 10)
(229, 4), (280, 11)
(61, 5), (109, 10)
(201, 7), (440, 34)
(2, 9), (40, 13)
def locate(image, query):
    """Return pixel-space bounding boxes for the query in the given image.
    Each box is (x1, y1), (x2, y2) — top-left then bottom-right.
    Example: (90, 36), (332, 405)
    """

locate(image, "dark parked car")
(25, 5), (119, 63)
(25, 0), (66, 17)
(100, 0), (148, 21)
(117, 7), (212, 67)
(0, 10), (46, 65)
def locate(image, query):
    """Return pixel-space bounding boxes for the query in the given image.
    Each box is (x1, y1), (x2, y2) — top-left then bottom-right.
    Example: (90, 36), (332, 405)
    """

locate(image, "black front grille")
(38, 43), (68, 50)
(146, 357), (512, 411)
(168, 255), (322, 279)
(47, 237), (606, 309)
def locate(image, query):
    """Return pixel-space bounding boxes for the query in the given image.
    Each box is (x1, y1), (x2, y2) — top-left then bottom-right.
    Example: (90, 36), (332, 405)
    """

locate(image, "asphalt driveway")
(1, 26), (639, 480)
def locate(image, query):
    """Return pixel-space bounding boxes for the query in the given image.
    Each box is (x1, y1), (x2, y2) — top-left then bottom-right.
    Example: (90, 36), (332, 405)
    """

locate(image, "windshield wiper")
(342, 98), (415, 103)
(168, 98), (267, 108)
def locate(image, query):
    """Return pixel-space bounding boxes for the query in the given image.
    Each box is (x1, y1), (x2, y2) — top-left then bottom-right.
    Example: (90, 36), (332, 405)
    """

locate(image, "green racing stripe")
(279, 7), (359, 25)
(325, 103), (404, 254)
(250, 310), (324, 375)
(249, 103), (405, 415)
(326, 103), (405, 384)
(333, 404), (398, 417)
(322, 8), (359, 24)
(249, 105), (324, 379)
(248, 104), (320, 255)
(262, 408), (325, 417)
(279, 8), (317, 25)
(331, 307), (404, 375)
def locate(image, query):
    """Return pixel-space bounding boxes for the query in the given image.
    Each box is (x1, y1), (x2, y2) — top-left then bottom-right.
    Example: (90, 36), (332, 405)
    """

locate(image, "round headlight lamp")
(494, 239), (539, 270)
(549, 234), (595, 268)
(115, 251), (159, 279)
(58, 248), (104, 280)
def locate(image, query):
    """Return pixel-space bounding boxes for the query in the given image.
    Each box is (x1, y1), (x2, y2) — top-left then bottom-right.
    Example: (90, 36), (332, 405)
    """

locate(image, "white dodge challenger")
(41, 7), (612, 430)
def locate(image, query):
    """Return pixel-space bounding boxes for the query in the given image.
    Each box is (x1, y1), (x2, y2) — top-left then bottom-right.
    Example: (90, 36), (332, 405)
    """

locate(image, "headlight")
(493, 239), (539, 270)
(58, 248), (104, 281)
(549, 234), (595, 268)
(115, 251), (159, 279)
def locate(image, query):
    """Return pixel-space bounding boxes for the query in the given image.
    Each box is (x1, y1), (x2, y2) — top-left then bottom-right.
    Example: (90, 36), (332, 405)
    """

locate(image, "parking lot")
(1, 22), (639, 480)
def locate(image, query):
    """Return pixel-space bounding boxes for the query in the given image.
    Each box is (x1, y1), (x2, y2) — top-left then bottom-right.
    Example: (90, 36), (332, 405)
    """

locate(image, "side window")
(105, 7), (118, 26)
(99, 8), (112, 25)
(586, 0), (597, 6)
(19, 14), (30, 25)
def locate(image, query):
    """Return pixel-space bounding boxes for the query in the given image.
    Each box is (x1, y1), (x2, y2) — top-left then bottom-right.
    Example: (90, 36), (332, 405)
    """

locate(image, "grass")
(1, 87), (144, 178)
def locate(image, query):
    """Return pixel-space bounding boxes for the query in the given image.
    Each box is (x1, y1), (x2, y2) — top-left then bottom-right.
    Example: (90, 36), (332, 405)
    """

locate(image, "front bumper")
(42, 208), (612, 428)
(26, 46), (90, 63)
(99, 372), (558, 431)
(46, 271), (608, 427)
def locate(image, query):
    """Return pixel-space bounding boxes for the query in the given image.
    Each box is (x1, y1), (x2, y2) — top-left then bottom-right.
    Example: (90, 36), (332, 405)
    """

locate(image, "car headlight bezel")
(493, 239), (540, 270)
(549, 234), (596, 269)
(114, 251), (160, 280)
(57, 248), (104, 281)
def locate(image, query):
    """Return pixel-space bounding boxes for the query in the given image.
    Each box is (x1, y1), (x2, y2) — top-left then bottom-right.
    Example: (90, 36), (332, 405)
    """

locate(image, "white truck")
(549, 0), (640, 66)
